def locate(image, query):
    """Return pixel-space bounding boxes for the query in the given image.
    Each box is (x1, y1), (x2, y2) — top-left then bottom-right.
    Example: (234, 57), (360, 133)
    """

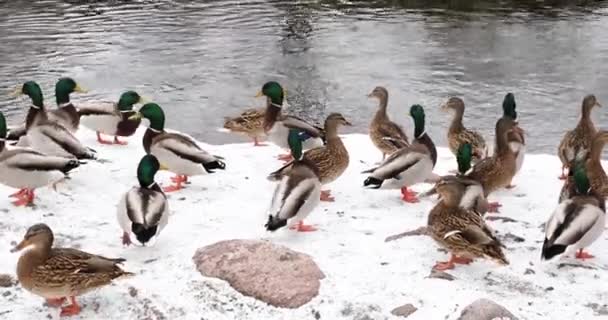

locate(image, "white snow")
(0, 129), (607, 320)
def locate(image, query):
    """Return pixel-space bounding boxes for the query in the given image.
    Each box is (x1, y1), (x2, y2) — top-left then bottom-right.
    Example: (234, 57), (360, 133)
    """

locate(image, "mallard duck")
(130, 103), (225, 192)
(10, 223), (133, 317)
(420, 144), (488, 216)
(441, 97), (487, 163)
(267, 112), (351, 201)
(0, 111), (81, 206)
(500, 93), (525, 188)
(256, 81), (324, 162)
(222, 108), (267, 146)
(13, 81), (96, 160)
(265, 160), (321, 232)
(466, 117), (523, 212)
(363, 104), (437, 203)
(542, 163), (605, 261)
(427, 182), (509, 271)
(368, 86), (409, 160)
(557, 94), (601, 180)
(7, 78), (86, 141)
(117, 154), (169, 246)
(78, 91), (145, 145)
(584, 130), (608, 197)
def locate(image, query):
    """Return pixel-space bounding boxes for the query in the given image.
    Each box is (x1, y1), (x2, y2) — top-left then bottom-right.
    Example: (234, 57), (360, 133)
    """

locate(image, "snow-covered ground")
(0, 128), (607, 320)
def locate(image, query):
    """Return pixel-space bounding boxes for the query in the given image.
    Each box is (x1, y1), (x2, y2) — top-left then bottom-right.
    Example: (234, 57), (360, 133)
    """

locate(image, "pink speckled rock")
(192, 239), (325, 308)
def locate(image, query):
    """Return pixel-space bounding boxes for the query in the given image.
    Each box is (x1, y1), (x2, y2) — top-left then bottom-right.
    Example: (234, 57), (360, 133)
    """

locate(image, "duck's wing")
(269, 164), (319, 221)
(363, 144), (428, 180)
(77, 101), (117, 116)
(6, 123), (27, 141)
(125, 188), (167, 227)
(36, 123), (95, 159)
(155, 133), (223, 165)
(281, 115), (324, 139)
(544, 199), (603, 248)
(378, 121), (409, 149)
(1, 148), (78, 172)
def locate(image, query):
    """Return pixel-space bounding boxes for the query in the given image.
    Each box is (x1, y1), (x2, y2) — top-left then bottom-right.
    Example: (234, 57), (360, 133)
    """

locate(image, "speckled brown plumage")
(223, 108), (266, 140)
(585, 131), (608, 197)
(558, 95), (601, 173)
(442, 97), (487, 162)
(368, 87), (409, 157)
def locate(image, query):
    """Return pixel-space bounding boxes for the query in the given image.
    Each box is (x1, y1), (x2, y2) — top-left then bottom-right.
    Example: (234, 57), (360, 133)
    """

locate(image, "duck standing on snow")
(427, 180), (509, 270)
(130, 103), (225, 192)
(10, 223), (133, 317)
(542, 163), (605, 261)
(442, 97), (487, 163)
(363, 104), (437, 203)
(78, 91), (145, 145)
(368, 86), (409, 160)
(13, 81), (97, 160)
(265, 160), (321, 232)
(0, 111), (81, 206)
(256, 81), (324, 162)
(267, 113), (351, 202)
(499, 93), (525, 188)
(223, 108), (267, 146)
(557, 94), (601, 180)
(117, 154), (169, 246)
(421, 144), (488, 216)
(466, 117), (523, 212)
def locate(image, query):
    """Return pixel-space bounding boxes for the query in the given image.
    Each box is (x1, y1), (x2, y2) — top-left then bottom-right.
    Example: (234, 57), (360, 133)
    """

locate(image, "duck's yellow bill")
(74, 84), (88, 93)
(138, 96), (150, 104)
(159, 164), (170, 171)
(255, 91), (263, 98)
(8, 86), (22, 97)
(128, 112), (143, 121)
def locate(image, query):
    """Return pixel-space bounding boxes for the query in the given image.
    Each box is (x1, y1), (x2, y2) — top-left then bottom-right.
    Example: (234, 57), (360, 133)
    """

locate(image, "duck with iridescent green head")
(363, 104), (437, 203)
(0, 110), (81, 206)
(130, 103), (226, 192)
(498, 93), (525, 188)
(78, 91), (146, 145)
(255, 81), (325, 162)
(12, 81), (97, 160)
(117, 154), (170, 246)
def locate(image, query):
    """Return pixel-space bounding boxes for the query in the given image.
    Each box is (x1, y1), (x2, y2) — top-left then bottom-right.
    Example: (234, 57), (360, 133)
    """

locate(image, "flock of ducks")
(1, 79), (607, 316)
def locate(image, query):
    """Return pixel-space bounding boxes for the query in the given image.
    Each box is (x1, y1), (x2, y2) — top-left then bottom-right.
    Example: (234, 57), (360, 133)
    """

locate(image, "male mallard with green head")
(557, 94), (601, 180)
(256, 81), (324, 162)
(363, 104), (436, 203)
(368, 86), (409, 160)
(131, 103), (225, 192)
(0, 111), (81, 206)
(499, 93), (525, 188)
(267, 112), (351, 201)
(78, 91), (145, 145)
(13, 81), (97, 160)
(427, 181), (509, 270)
(11, 223), (133, 317)
(117, 154), (170, 246)
(542, 162), (605, 261)
(442, 97), (487, 163)
(53, 77), (88, 132)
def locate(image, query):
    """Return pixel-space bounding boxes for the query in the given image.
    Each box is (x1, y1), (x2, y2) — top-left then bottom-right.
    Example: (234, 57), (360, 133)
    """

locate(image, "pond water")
(1, 0), (608, 154)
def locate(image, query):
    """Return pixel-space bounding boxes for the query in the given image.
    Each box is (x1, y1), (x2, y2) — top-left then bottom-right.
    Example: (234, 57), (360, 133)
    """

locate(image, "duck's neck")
(25, 104), (47, 130)
(417, 134), (437, 166)
(374, 95), (389, 118)
(448, 107), (465, 133)
(0, 140), (5, 152)
(588, 137), (606, 167)
(579, 105), (595, 131)
(55, 89), (71, 106)
(324, 122), (347, 154)
(495, 124), (512, 156)
(263, 103), (282, 132)
(143, 128), (161, 153)
(16, 242), (51, 284)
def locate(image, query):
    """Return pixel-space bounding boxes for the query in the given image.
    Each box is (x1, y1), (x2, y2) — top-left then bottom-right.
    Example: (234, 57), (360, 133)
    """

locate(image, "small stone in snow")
(178, 197), (186, 201)
(312, 309), (321, 319)
(391, 303), (418, 317)
(524, 268), (535, 275)
(128, 286), (138, 297)
(456, 298), (518, 320)
(0, 274), (16, 287)
(585, 303), (608, 315)
(427, 269), (456, 281)
(545, 287), (554, 291)
(380, 262), (389, 266)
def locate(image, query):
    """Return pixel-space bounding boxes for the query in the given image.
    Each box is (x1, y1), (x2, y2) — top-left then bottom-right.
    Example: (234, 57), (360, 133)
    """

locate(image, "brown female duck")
(441, 97), (487, 163)
(368, 86), (409, 160)
(427, 180), (508, 271)
(268, 113), (351, 201)
(584, 130), (608, 197)
(466, 117), (524, 212)
(11, 224), (133, 317)
(223, 108), (267, 146)
(557, 94), (601, 179)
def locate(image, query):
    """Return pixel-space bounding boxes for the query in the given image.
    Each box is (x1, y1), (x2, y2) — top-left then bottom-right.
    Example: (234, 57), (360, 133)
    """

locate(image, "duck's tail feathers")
(265, 215), (287, 232)
(541, 239), (566, 261)
(203, 159), (226, 173)
(363, 176), (383, 189)
(61, 160), (81, 174)
(485, 243), (509, 265)
(267, 161), (294, 181)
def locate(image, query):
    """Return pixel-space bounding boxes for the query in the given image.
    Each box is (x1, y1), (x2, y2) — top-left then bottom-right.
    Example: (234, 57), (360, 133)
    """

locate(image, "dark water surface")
(1, 0), (608, 154)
